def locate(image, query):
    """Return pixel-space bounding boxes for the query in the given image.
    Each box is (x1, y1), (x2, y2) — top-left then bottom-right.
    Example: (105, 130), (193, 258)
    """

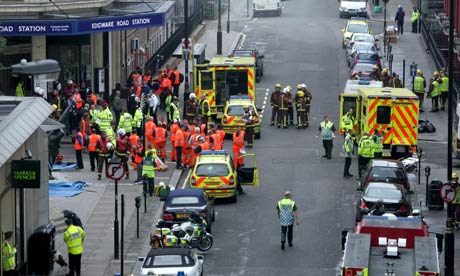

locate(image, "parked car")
(349, 62), (375, 79)
(346, 33), (377, 49)
(346, 42), (377, 66)
(342, 17), (373, 48)
(338, 0), (367, 18)
(360, 159), (411, 191)
(162, 188), (215, 232)
(356, 182), (413, 222)
(231, 48), (264, 82)
(349, 49), (381, 68)
(138, 248), (204, 276)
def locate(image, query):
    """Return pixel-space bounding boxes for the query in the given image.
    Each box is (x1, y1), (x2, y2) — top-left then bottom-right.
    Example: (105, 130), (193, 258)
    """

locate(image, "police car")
(221, 95), (261, 138)
(190, 150), (259, 203)
(342, 17), (373, 48)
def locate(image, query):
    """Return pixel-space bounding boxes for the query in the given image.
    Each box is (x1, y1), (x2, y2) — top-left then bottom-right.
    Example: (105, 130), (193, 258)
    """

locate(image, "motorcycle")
(150, 213), (213, 252)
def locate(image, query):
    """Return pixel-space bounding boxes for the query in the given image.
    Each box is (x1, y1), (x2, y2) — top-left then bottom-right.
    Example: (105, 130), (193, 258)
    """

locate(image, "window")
(227, 105), (255, 116)
(376, 106), (391, 124)
(200, 71), (213, 90)
(170, 196), (200, 205)
(196, 164), (229, 177)
(153, 255), (182, 267)
(365, 186), (402, 200)
(348, 24), (368, 34)
(343, 98), (356, 116)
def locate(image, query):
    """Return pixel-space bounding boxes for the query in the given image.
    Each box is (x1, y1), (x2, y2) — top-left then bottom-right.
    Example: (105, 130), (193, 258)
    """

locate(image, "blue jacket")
(395, 10), (405, 23)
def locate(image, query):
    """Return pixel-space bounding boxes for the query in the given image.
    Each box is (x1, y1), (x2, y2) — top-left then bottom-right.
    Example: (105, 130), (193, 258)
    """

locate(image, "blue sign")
(0, 12), (164, 36)
(410, 63), (418, 77)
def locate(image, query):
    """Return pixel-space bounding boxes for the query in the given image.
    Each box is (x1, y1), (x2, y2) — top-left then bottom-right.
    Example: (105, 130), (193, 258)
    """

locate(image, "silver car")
(139, 248), (204, 276)
(346, 42), (377, 67)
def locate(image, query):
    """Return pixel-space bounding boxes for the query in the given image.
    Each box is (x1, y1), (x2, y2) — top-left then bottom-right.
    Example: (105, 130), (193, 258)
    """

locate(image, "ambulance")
(339, 86), (419, 158)
(194, 57), (256, 119)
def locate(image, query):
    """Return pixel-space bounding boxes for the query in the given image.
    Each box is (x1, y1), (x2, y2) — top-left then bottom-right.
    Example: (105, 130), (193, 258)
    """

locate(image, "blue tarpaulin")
(49, 181), (86, 197)
(52, 162), (78, 171)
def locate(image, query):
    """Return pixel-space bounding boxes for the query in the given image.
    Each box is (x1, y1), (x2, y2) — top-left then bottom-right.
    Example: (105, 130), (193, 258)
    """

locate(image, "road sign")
(181, 38), (192, 49)
(410, 63), (418, 77)
(106, 162), (126, 181)
(440, 183), (457, 203)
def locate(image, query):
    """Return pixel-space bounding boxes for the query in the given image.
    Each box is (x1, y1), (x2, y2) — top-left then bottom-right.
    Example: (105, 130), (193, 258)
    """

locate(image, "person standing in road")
(301, 84), (312, 127)
(389, 73), (403, 88)
(440, 71), (449, 111)
(87, 130), (100, 172)
(270, 84), (282, 126)
(118, 109), (133, 135)
(285, 86), (294, 126)
(243, 105), (255, 148)
(74, 127), (84, 169)
(278, 88), (290, 128)
(96, 131), (110, 180)
(295, 90), (307, 129)
(115, 129), (131, 180)
(316, 115), (336, 159)
(277, 191), (299, 250)
(175, 124), (185, 169)
(185, 93), (198, 121)
(413, 69), (426, 112)
(2, 231), (17, 276)
(357, 132), (374, 179)
(199, 94), (211, 129)
(142, 149), (157, 196)
(232, 126), (245, 168)
(411, 7), (421, 33)
(343, 130), (355, 178)
(64, 219), (85, 276)
(395, 5), (405, 35)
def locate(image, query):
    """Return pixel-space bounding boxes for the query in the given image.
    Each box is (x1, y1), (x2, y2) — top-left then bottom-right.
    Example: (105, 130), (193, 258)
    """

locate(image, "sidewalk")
(369, 1), (460, 275)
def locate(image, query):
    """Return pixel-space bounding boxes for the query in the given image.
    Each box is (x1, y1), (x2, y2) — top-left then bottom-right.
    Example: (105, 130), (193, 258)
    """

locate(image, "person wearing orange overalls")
(133, 141), (144, 182)
(87, 130), (100, 172)
(74, 127), (84, 169)
(216, 123), (226, 148)
(232, 126), (245, 168)
(190, 127), (201, 166)
(169, 119), (179, 161)
(175, 124), (185, 169)
(129, 132), (141, 167)
(182, 125), (193, 168)
(145, 117), (156, 146)
(154, 123), (167, 162)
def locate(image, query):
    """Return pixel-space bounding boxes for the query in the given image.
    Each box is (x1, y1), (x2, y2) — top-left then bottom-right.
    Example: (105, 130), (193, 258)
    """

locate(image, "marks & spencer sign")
(11, 160), (41, 189)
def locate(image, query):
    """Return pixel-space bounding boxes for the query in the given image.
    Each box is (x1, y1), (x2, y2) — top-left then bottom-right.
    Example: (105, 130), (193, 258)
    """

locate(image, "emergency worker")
(133, 106), (143, 136)
(278, 88), (289, 128)
(413, 69), (426, 112)
(270, 84), (282, 126)
(295, 90), (307, 129)
(170, 119), (179, 161)
(243, 105), (255, 148)
(341, 108), (355, 135)
(372, 129), (384, 158)
(285, 86), (294, 126)
(381, 68), (391, 87)
(343, 130), (355, 178)
(301, 84), (312, 127)
(115, 129), (131, 179)
(429, 71), (441, 112)
(200, 94), (211, 128)
(182, 126), (193, 167)
(96, 131), (111, 180)
(170, 65), (181, 97)
(74, 127), (84, 169)
(276, 191), (299, 250)
(132, 142), (144, 182)
(118, 109), (133, 135)
(451, 173), (460, 229)
(98, 101), (113, 133)
(233, 126), (245, 167)
(154, 123), (167, 162)
(64, 219), (85, 276)
(411, 7), (421, 33)
(369, 65), (381, 81)
(185, 93), (198, 121)
(440, 71), (449, 111)
(142, 149), (157, 196)
(358, 132), (374, 178)
(168, 97), (181, 123)
(145, 117), (156, 146)
(2, 231), (17, 276)
(316, 115), (336, 160)
(175, 124), (185, 169)
(87, 130), (100, 172)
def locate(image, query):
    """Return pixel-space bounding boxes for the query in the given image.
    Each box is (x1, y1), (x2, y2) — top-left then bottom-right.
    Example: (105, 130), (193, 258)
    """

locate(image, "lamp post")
(445, 0), (455, 274)
(383, 0), (389, 53)
(184, 0), (191, 107)
(217, 0), (223, 55)
(227, 0), (230, 33)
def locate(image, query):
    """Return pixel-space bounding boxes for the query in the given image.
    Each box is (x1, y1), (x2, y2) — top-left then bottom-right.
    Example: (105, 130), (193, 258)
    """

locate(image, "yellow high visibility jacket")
(64, 225), (86, 255)
(2, 240), (16, 271)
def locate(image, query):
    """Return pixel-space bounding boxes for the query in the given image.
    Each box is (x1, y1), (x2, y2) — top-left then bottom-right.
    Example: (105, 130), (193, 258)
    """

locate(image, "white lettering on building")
(132, 18), (150, 25)
(91, 21), (114, 30)
(0, 26), (14, 32)
(116, 20), (129, 27)
(18, 25), (46, 32)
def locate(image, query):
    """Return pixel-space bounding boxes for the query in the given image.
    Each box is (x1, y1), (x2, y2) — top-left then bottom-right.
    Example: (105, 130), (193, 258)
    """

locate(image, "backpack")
(179, 73), (184, 83)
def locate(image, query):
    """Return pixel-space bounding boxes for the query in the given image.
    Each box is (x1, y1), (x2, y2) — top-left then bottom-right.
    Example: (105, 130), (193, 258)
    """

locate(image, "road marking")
(181, 169), (192, 189)
(260, 115), (263, 118)
(263, 100), (266, 105)
(262, 105), (265, 110)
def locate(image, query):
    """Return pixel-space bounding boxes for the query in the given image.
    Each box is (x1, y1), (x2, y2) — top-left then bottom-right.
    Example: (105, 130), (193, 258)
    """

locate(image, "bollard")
(424, 166), (431, 206)
(135, 196), (141, 238)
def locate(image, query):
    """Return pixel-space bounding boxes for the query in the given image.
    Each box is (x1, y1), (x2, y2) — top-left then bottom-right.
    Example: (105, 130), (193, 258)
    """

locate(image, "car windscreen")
(357, 53), (378, 60)
(170, 196), (200, 205)
(354, 63), (374, 72)
(370, 167), (405, 181)
(348, 24), (369, 34)
(365, 186), (402, 200)
(233, 51), (253, 57)
(196, 164), (229, 177)
(143, 254), (194, 268)
(354, 44), (375, 52)
(227, 105), (255, 116)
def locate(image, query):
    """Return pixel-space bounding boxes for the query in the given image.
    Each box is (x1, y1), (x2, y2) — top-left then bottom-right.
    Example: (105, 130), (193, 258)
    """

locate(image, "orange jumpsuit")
(182, 131), (193, 166)
(169, 123), (179, 161)
(154, 127), (167, 160)
(233, 130), (245, 167)
(145, 120), (156, 147)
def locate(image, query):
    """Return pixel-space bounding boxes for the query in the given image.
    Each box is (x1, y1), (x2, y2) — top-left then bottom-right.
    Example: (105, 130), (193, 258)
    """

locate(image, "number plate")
(176, 213), (190, 219)
(256, 5), (265, 9)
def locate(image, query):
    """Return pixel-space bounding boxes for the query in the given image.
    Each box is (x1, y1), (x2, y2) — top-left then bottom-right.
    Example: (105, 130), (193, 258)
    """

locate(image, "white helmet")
(118, 128), (126, 136)
(301, 83), (307, 89)
(282, 88), (287, 93)
(189, 93), (196, 99)
(159, 181), (166, 186)
(106, 142), (114, 150)
(195, 127), (201, 133)
(197, 135), (205, 142)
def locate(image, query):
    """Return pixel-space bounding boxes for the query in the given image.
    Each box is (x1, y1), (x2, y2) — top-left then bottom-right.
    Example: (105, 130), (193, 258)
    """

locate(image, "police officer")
(411, 7), (421, 33)
(270, 84), (282, 126)
(118, 109), (133, 135)
(278, 88), (290, 128)
(341, 108), (355, 136)
(243, 105), (255, 148)
(2, 231), (16, 276)
(413, 69), (426, 112)
(343, 129), (355, 178)
(372, 129), (384, 158)
(168, 97), (181, 124)
(358, 132), (374, 179)
(316, 115), (336, 159)
(64, 219), (86, 276)
(301, 84), (312, 127)
(440, 71), (449, 111)
(429, 71), (441, 112)
(277, 191), (299, 250)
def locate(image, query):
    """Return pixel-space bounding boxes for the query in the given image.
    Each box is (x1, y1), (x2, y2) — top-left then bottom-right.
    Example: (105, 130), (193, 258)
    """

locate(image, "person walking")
(357, 132), (374, 179)
(277, 191), (299, 250)
(411, 6), (421, 33)
(74, 127), (84, 169)
(343, 130), (355, 178)
(413, 69), (426, 112)
(87, 130), (100, 172)
(395, 5), (405, 35)
(2, 231), (17, 276)
(440, 71), (449, 111)
(63, 219), (86, 276)
(270, 84), (282, 126)
(316, 115), (336, 159)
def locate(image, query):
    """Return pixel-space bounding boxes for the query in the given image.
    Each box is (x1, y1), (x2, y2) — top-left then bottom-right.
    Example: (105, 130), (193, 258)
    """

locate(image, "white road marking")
(262, 105), (265, 109)
(181, 169), (192, 189)
(263, 101), (266, 105)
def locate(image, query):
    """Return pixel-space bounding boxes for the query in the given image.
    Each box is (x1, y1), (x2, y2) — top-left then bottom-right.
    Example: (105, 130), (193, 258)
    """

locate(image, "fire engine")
(340, 215), (441, 276)
(193, 56), (256, 119)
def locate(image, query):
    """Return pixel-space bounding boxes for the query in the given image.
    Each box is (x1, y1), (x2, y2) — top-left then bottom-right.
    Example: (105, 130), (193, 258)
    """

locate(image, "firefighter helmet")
(297, 84), (302, 89)
(297, 91), (305, 97)
(275, 83), (282, 88)
(453, 173), (459, 179)
(434, 70), (440, 76)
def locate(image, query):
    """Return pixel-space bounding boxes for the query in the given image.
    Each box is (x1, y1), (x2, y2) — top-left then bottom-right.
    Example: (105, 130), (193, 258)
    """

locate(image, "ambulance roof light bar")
(230, 95), (251, 100)
(200, 150), (227, 156)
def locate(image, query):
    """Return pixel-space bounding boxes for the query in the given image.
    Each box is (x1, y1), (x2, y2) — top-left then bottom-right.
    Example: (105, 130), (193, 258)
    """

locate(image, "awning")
(40, 117), (65, 132)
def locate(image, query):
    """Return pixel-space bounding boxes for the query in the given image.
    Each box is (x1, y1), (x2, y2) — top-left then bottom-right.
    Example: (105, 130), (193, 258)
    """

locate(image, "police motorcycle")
(150, 213), (213, 252)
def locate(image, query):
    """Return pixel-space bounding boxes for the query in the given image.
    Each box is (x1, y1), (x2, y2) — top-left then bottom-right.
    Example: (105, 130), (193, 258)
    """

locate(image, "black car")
(162, 188), (215, 232)
(360, 159), (410, 191)
(231, 49), (264, 83)
(356, 182), (413, 222)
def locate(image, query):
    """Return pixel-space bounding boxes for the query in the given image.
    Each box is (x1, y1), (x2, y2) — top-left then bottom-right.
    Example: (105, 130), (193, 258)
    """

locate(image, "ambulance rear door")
(198, 69), (215, 112)
(339, 94), (360, 135)
(194, 64), (209, 95)
(389, 99), (419, 155)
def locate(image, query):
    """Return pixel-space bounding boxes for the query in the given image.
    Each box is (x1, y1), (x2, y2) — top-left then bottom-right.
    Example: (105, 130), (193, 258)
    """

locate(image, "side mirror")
(259, 55), (265, 58)
(138, 257), (145, 262)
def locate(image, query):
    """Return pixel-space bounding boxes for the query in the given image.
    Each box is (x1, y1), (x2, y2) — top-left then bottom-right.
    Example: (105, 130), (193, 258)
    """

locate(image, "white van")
(253, 0), (282, 17)
(338, 0), (367, 18)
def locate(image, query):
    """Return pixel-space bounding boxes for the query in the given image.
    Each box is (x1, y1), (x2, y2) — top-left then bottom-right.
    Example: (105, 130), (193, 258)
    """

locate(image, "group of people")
(270, 83), (312, 129)
(413, 68), (449, 112)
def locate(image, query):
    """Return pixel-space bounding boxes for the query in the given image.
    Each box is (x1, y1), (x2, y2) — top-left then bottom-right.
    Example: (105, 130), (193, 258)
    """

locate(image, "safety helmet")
(282, 88), (287, 93)
(197, 135), (205, 142)
(382, 68), (388, 73)
(243, 105), (249, 109)
(118, 129), (126, 136)
(417, 69), (422, 74)
(106, 142), (114, 150)
(301, 83), (307, 89)
(67, 80), (73, 85)
(297, 84), (302, 89)
(434, 70), (440, 76)
(453, 173), (459, 179)
(286, 85), (292, 90)
(159, 181), (166, 186)
(373, 64), (379, 69)
(297, 91), (305, 97)
(275, 83), (282, 88)
(52, 104), (58, 110)
(189, 93), (196, 99)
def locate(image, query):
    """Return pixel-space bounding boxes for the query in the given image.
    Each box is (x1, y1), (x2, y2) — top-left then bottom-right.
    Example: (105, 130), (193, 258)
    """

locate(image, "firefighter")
(295, 90), (307, 129)
(278, 88), (289, 128)
(341, 108), (355, 136)
(96, 131), (111, 180)
(372, 129), (384, 158)
(270, 84), (282, 126)
(301, 83), (312, 127)
(381, 68), (391, 87)
(440, 71), (449, 111)
(115, 129), (131, 180)
(429, 71), (441, 112)
(343, 129), (355, 178)
(413, 69), (426, 112)
(316, 115), (336, 160)
(185, 93), (198, 121)
(243, 105), (255, 148)
(199, 94), (211, 129)
(369, 65), (381, 81)
(285, 86), (294, 126)
(358, 132), (374, 179)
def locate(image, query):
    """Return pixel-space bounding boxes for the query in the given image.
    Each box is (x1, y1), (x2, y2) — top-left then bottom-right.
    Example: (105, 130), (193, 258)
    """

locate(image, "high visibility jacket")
(217, 130), (226, 144)
(73, 93), (83, 109)
(74, 132), (83, 150)
(341, 113), (354, 131)
(134, 145), (144, 164)
(15, 83), (24, 97)
(233, 131), (245, 148)
(80, 119), (87, 138)
(277, 198), (295, 226)
(165, 95), (172, 112)
(211, 133), (222, 150)
(414, 76), (425, 93)
(185, 99), (197, 117)
(411, 10), (420, 22)
(373, 134), (384, 153)
(320, 121), (334, 140)
(358, 135), (374, 158)
(145, 121), (156, 140)
(119, 112), (133, 133)
(142, 155), (156, 178)
(106, 128), (116, 145)
(343, 133), (355, 157)
(87, 133), (100, 152)
(183, 131), (191, 148)
(200, 99), (211, 117)
(2, 240), (16, 271)
(453, 184), (460, 204)
(64, 225), (85, 255)
(155, 128), (167, 143)
(200, 124), (206, 136)
(89, 109), (100, 123)
(440, 76), (449, 93)
(201, 141), (210, 151)
(175, 129), (184, 147)
(133, 109), (143, 128)
(170, 123), (179, 142)
(98, 108), (113, 132)
(90, 93), (98, 105)
(172, 70), (180, 86)
(170, 102), (180, 121)
(129, 133), (140, 148)
(191, 133), (200, 148)
(431, 79), (441, 97)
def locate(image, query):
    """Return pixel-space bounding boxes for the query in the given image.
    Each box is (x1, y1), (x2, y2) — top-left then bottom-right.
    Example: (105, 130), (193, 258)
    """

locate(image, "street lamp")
(382, 0), (389, 51)
(227, 0), (230, 33)
(217, 0), (223, 55)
